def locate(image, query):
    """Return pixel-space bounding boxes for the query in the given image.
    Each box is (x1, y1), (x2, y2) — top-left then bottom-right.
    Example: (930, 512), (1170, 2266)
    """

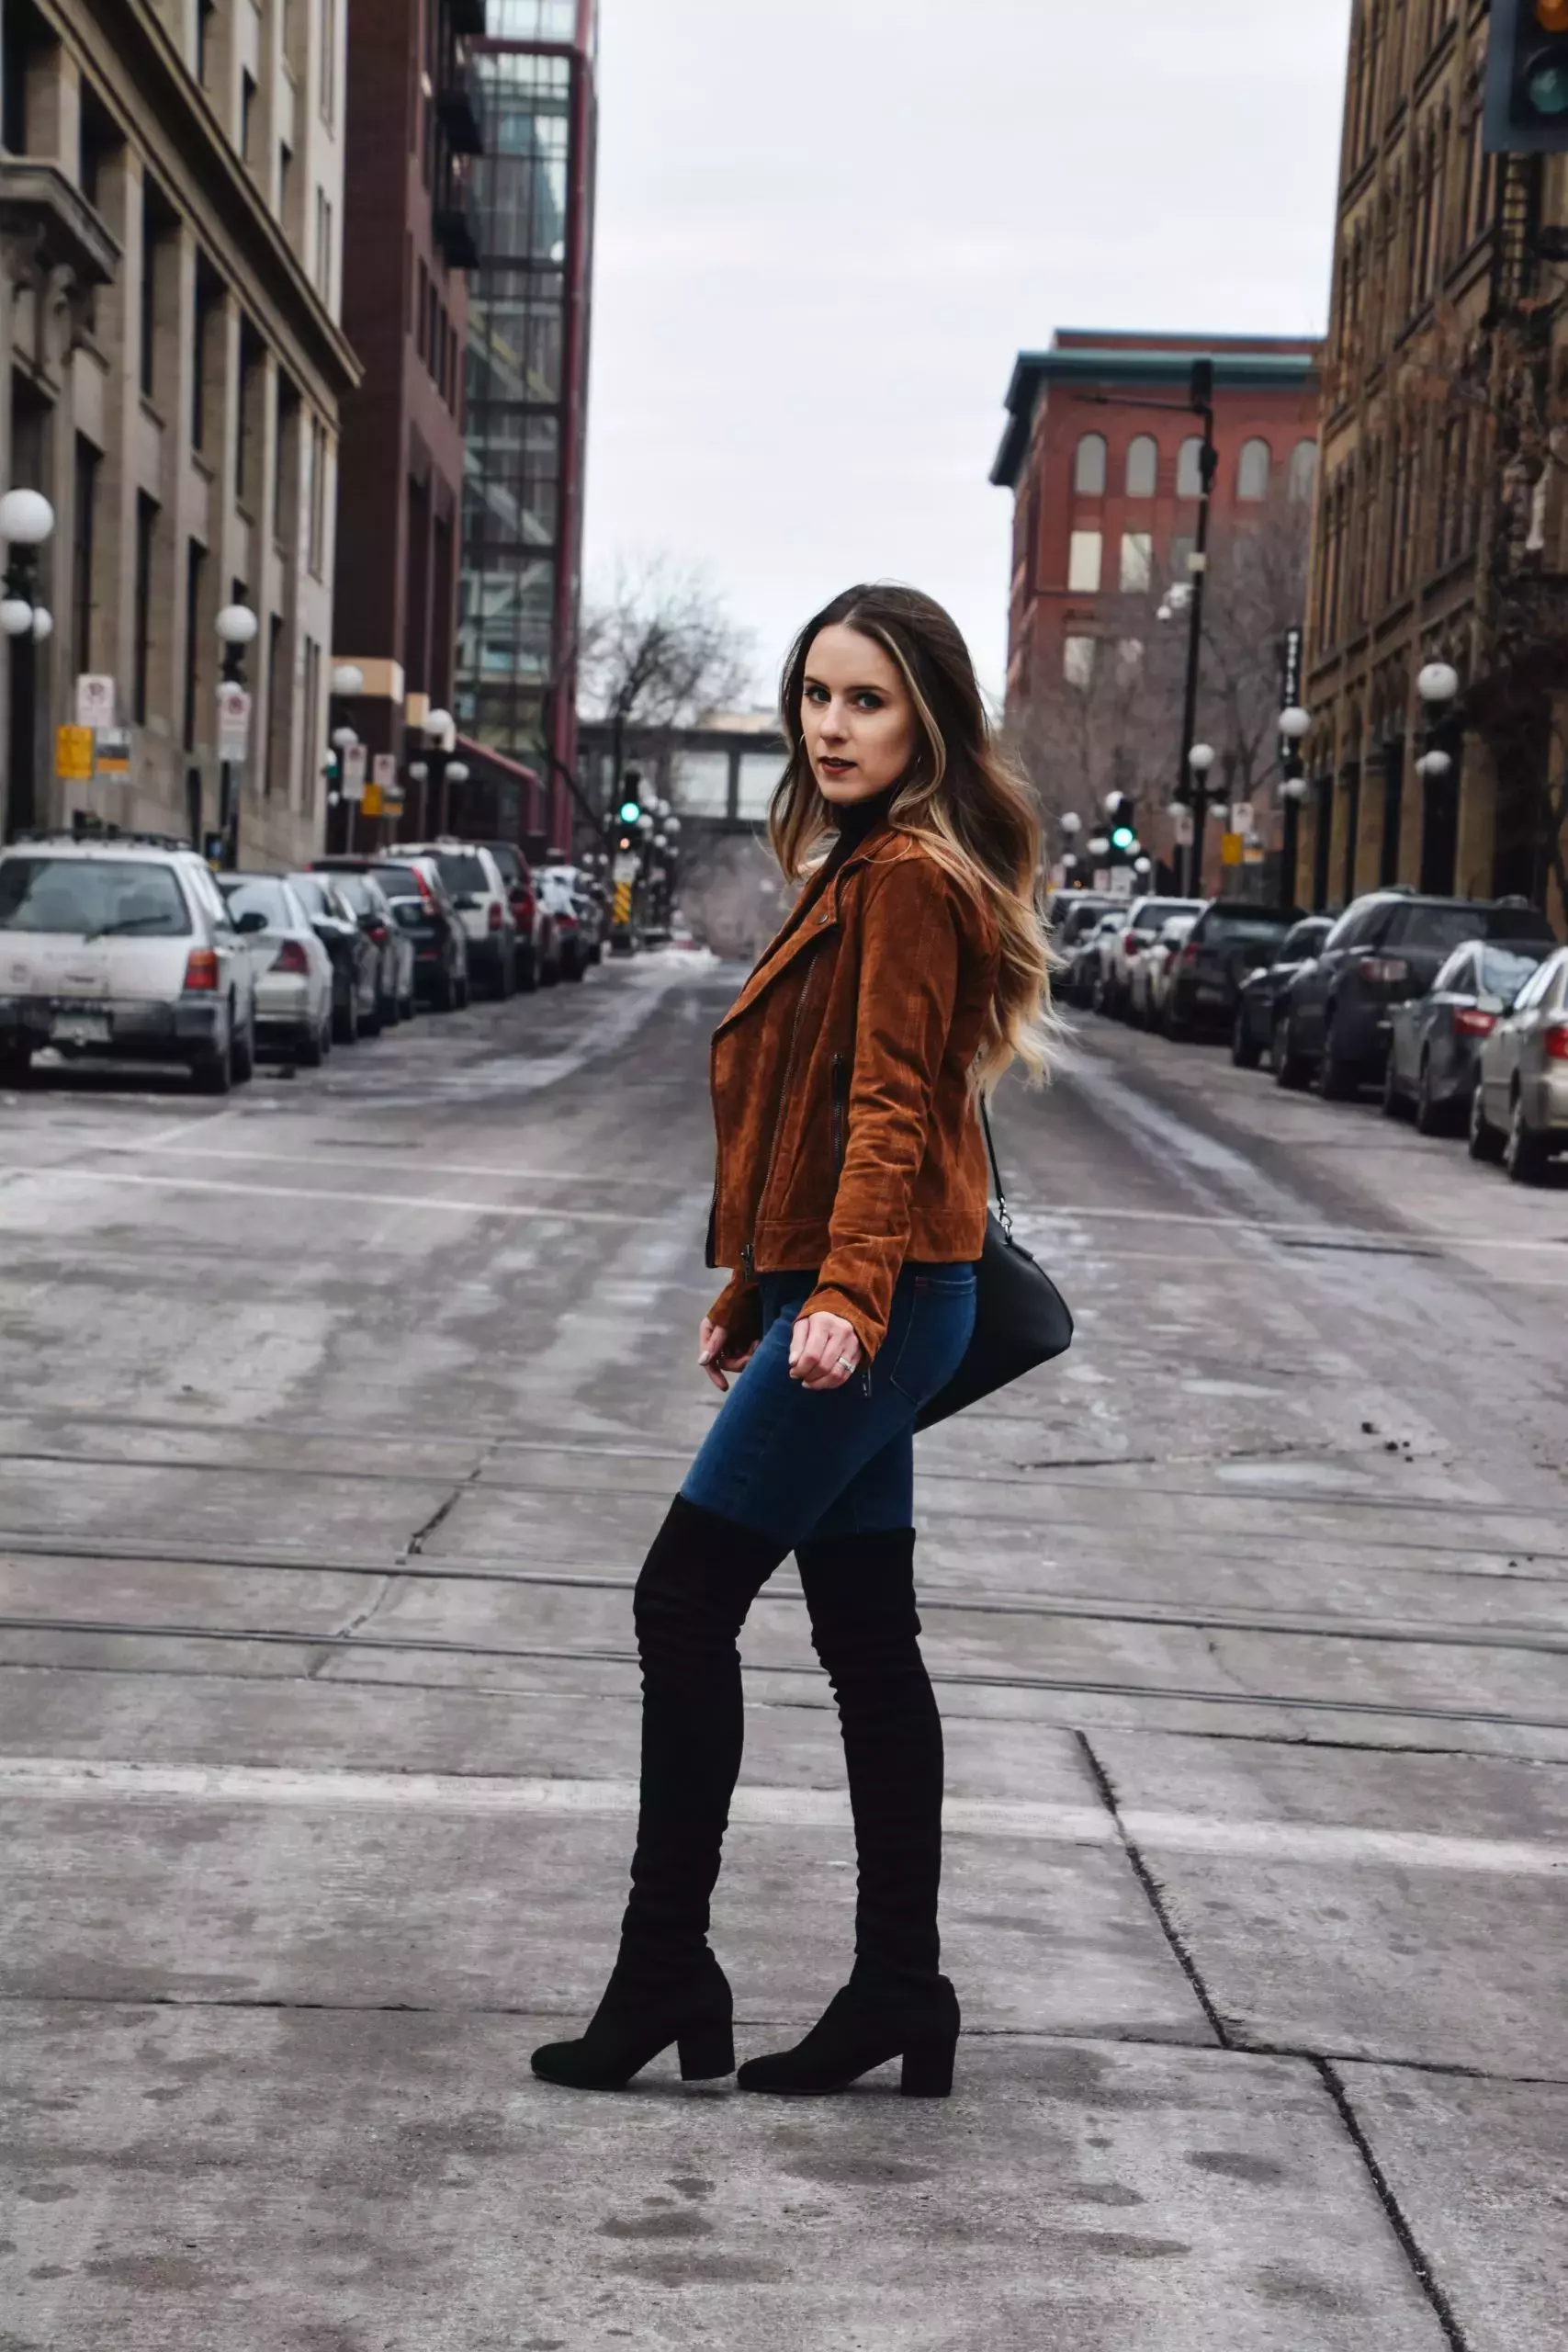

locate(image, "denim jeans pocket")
(886, 1273), (976, 1406)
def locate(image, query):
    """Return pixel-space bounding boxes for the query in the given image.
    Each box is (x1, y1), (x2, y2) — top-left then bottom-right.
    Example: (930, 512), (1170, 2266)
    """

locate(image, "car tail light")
(1360, 956), (1411, 987)
(272, 940), (310, 975)
(1123, 932), (1141, 955)
(369, 922), (388, 945)
(488, 901), (503, 931)
(1453, 1006), (1496, 1038)
(183, 947), (220, 992)
(1179, 943), (1200, 967)
(1546, 1022), (1568, 1063)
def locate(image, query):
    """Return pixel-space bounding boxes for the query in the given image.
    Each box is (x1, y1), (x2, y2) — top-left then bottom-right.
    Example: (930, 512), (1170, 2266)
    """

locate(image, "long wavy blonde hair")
(769, 582), (1058, 1087)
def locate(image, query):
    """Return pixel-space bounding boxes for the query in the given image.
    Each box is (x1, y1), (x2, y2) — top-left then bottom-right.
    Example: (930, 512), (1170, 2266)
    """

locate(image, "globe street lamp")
(442, 758), (470, 837)
(1, 488), (56, 838)
(1185, 741), (1217, 897)
(1278, 706), (1312, 904)
(422, 707), (456, 834)
(1416, 662), (1461, 894)
(214, 603), (259, 868)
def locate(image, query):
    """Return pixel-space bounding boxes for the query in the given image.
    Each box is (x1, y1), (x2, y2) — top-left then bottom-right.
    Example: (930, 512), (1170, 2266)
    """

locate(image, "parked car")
(0, 831), (257, 1092)
(1232, 915), (1332, 1069)
(538, 863), (592, 980)
(313, 865), (414, 1024)
(1274, 888), (1555, 1098)
(573, 871), (606, 966)
(320, 854), (469, 1011)
(288, 871), (381, 1043)
(1048, 889), (1117, 944)
(1382, 937), (1558, 1135)
(1100, 896), (1206, 1016)
(1469, 944), (1568, 1183)
(1161, 902), (1302, 1040)
(480, 840), (554, 991)
(1064, 910), (1125, 1008)
(220, 875), (335, 1066)
(1128, 915), (1194, 1029)
(398, 841), (517, 1000)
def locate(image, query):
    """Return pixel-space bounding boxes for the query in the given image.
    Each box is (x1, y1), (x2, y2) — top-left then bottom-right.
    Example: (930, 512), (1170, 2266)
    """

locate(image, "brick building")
(1300, 0), (1568, 932)
(992, 331), (1320, 887)
(329, 0), (483, 849)
(0, 0), (356, 862)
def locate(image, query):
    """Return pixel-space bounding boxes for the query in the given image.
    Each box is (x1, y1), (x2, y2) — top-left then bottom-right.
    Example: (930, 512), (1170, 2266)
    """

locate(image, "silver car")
(220, 875), (335, 1068)
(1469, 944), (1568, 1184)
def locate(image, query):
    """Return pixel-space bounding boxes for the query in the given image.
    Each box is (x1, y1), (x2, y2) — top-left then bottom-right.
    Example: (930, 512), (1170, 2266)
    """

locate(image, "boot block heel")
(678, 2020), (736, 2081)
(900, 2032), (957, 2098)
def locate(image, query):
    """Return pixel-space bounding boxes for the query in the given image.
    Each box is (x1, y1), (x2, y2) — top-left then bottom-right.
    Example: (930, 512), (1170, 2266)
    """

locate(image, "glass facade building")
(459, 1), (596, 846)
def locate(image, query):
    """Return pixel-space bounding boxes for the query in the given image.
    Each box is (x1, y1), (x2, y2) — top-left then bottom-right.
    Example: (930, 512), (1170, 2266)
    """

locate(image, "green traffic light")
(1527, 53), (1568, 113)
(618, 799), (642, 824)
(1111, 825), (1135, 852)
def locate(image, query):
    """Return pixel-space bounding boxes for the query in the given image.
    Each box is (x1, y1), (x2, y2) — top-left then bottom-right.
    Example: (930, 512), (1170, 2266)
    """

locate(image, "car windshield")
(1059, 900), (1111, 944)
(376, 865), (429, 900)
(1135, 900), (1194, 931)
(435, 854), (489, 894)
(1480, 944), (1552, 999)
(488, 845), (522, 884)
(288, 876), (332, 916)
(331, 873), (379, 914)
(1205, 911), (1295, 944)
(0, 856), (190, 937)
(1392, 904), (1488, 954)
(1280, 922), (1329, 957)
(221, 877), (295, 930)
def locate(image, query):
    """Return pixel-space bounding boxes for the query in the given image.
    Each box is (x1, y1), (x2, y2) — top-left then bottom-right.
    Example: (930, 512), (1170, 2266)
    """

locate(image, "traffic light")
(1104, 791), (1138, 856)
(618, 797), (642, 825)
(1486, 0), (1568, 153)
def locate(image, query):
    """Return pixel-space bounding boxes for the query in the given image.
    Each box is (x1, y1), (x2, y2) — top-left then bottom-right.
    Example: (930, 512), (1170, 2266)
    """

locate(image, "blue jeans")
(681, 1263), (977, 1548)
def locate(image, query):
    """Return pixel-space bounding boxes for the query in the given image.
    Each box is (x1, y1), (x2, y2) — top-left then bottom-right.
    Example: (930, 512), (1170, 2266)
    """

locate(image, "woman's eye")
(853, 693), (885, 711)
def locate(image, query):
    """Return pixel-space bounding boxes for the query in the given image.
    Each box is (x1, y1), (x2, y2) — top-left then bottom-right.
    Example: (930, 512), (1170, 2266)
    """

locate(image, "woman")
(532, 582), (1053, 2098)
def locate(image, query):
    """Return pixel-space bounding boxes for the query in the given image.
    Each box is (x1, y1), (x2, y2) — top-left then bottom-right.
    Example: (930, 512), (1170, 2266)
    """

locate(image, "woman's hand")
(789, 1311), (863, 1393)
(698, 1319), (757, 1394)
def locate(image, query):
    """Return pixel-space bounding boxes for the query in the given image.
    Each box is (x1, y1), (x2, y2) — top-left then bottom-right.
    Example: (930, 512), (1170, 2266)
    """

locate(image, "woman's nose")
(820, 703), (850, 741)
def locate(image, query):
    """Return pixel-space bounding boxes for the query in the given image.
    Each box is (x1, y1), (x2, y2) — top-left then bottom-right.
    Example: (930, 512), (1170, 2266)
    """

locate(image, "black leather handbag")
(913, 1100), (1074, 1431)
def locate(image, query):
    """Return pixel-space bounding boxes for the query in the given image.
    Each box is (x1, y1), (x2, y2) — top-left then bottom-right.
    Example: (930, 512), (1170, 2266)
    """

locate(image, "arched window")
(1288, 439), (1319, 503)
(1074, 433), (1107, 496)
(1124, 435), (1158, 498)
(1176, 436), (1204, 499)
(1237, 438), (1272, 502)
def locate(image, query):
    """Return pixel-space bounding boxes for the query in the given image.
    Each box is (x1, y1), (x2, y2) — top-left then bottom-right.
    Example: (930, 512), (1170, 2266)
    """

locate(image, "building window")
(236, 324), (264, 510)
(1237, 438), (1272, 502)
(1125, 435), (1158, 498)
(279, 141), (293, 221)
(139, 184), (161, 399)
(1288, 439), (1319, 503)
(301, 636), (321, 809)
(1171, 533), (1196, 579)
(1177, 436), (1204, 499)
(1064, 637), (1097, 689)
(133, 493), (158, 726)
(1116, 639), (1144, 675)
(315, 187), (333, 304)
(275, 377), (299, 546)
(321, 0), (337, 126)
(264, 614), (285, 797)
(197, 0), (216, 88)
(72, 436), (100, 676)
(307, 416), (328, 578)
(241, 70), (257, 169)
(1073, 434), (1107, 496)
(1120, 532), (1153, 593)
(1067, 529), (1103, 594)
(183, 540), (206, 752)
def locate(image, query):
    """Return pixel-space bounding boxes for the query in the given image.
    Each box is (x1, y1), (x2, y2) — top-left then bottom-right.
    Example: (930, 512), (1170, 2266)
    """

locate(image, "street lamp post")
(1279, 704), (1311, 906)
(1416, 662), (1461, 896)
(215, 603), (259, 869)
(328, 663), (365, 854)
(1, 489), (56, 840)
(1186, 741), (1217, 896)
(423, 707), (456, 833)
(1176, 363), (1218, 887)
(332, 725), (360, 853)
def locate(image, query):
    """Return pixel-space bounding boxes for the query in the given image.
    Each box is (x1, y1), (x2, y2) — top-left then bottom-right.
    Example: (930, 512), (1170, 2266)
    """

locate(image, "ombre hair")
(770, 582), (1057, 1086)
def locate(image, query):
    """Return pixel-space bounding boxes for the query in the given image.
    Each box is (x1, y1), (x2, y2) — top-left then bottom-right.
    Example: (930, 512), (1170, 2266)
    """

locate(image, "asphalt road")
(1, 953), (1564, 2351)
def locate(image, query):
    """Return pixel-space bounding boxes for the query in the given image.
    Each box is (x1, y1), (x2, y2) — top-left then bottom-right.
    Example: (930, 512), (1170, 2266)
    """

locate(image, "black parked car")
(1233, 915), (1332, 1069)
(318, 854), (469, 1012)
(1274, 889), (1555, 1098)
(1162, 902), (1302, 1040)
(288, 871), (381, 1043)
(1382, 936), (1559, 1134)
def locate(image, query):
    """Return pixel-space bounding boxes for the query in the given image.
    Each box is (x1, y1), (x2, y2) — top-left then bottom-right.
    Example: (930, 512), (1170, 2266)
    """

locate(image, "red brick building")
(330, 0), (483, 844)
(992, 331), (1322, 886)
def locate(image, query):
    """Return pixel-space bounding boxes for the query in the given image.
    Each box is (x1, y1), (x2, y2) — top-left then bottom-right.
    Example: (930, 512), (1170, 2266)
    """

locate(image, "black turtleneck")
(822, 787), (897, 881)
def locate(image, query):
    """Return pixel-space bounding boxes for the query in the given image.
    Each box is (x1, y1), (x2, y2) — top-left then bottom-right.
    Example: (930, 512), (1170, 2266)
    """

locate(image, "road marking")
(1, 1758), (1562, 1876)
(0, 1166), (669, 1226)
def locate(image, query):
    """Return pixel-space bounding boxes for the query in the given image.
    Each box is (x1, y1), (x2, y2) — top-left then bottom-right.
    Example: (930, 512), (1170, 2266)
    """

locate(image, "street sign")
(1231, 801), (1256, 838)
(612, 881), (634, 928)
(612, 852), (640, 885)
(55, 725), (94, 782)
(96, 728), (132, 780)
(1172, 807), (1194, 848)
(1109, 868), (1134, 899)
(217, 683), (252, 764)
(343, 743), (367, 803)
(372, 752), (402, 816)
(1220, 831), (1244, 866)
(74, 674), (116, 731)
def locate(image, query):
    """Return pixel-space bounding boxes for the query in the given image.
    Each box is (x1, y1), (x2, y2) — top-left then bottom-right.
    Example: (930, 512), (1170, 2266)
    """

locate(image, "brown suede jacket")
(705, 822), (999, 1361)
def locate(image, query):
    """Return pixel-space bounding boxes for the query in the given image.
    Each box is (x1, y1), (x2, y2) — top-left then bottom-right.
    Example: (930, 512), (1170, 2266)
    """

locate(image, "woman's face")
(800, 625), (918, 805)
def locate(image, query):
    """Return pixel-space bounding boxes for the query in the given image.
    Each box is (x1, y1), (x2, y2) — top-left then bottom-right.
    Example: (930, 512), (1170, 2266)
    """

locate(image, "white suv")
(0, 831), (259, 1092)
(394, 841), (516, 999)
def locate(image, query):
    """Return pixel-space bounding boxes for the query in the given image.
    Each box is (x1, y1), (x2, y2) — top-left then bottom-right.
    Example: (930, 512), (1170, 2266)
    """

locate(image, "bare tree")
(580, 557), (755, 803)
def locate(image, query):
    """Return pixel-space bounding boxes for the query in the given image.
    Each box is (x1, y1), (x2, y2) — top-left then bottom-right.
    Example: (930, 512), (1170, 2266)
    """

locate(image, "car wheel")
(516, 944), (538, 993)
(455, 967), (470, 1011)
(1505, 1092), (1550, 1185)
(540, 957), (560, 989)
(1414, 1057), (1453, 1137)
(1232, 1010), (1261, 1070)
(231, 1019), (255, 1087)
(494, 947), (516, 1001)
(400, 983), (415, 1022)
(1468, 1081), (1505, 1164)
(1380, 1054), (1406, 1119)
(590, 942), (604, 966)
(193, 1041), (232, 1095)
(1273, 1011), (1307, 1090)
(333, 990), (359, 1046)
(0, 1045), (36, 1087)
(297, 1017), (326, 1069)
(566, 952), (587, 983)
(1317, 1012), (1359, 1101)
(432, 965), (456, 1013)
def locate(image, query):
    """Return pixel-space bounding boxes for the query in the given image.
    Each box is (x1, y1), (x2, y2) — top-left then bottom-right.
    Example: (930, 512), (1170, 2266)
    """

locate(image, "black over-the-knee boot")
(531, 1494), (785, 2090)
(737, 1525), (960, 2098)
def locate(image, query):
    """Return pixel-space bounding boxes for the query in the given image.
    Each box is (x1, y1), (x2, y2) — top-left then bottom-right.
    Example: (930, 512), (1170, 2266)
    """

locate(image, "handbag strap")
(979, 1094), (1011, 1237)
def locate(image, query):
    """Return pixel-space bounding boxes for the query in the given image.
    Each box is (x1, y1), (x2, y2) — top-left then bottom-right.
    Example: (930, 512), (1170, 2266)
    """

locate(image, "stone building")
(0, 0), (357, 864)
(1301, 0), (1568, 929)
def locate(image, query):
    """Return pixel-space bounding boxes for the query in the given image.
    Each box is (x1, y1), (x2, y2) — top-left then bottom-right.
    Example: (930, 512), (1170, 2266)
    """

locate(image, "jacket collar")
(716, 823), (914, 1037)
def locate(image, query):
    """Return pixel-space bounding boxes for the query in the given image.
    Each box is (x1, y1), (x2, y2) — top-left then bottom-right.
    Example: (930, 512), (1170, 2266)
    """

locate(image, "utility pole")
(1178, 359), (1217, 896)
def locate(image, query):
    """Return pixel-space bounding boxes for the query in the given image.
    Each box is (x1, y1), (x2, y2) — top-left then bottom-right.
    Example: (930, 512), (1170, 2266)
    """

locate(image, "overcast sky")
(582, 0), (1354, 707)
